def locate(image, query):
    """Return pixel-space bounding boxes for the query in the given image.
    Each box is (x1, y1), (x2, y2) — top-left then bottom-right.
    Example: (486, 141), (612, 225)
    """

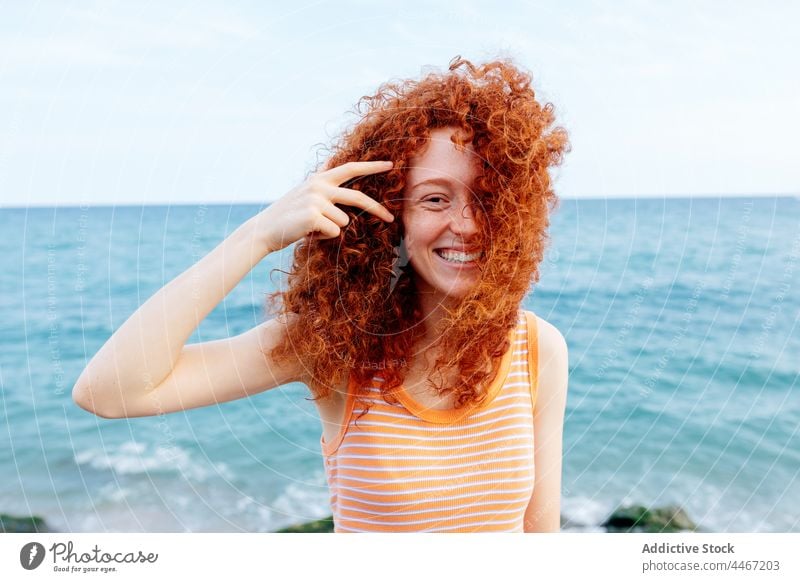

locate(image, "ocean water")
(0, 197), (798, 533)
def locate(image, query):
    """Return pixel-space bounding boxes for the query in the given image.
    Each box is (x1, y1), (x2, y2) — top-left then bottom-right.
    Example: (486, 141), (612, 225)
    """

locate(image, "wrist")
(236, 215), (274, 263)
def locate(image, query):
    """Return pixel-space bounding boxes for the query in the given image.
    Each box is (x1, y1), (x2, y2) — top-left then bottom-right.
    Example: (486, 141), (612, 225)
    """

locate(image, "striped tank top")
(320, 309), (539, 532)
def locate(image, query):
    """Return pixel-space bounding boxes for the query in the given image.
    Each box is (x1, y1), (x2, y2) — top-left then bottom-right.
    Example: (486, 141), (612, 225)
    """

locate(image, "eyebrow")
(409, 177), (458, 190)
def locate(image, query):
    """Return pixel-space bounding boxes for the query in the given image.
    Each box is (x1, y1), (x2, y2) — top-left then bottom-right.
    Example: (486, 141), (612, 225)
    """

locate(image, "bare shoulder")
(527, 311), (569, 410)
(531, 313), (568, 363)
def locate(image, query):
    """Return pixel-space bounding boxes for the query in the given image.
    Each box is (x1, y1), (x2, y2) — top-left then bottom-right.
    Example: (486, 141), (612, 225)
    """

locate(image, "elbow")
(524, 514), (561, 533)
(71, 382), (119, 419)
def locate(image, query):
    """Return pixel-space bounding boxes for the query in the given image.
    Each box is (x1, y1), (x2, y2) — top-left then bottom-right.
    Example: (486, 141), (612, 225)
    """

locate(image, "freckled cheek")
(401, 213), (439, 262)
(403, 233), (425, 264)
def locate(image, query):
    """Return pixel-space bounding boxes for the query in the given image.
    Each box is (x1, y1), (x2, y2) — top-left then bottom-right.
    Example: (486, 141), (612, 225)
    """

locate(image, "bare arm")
(524, 317), (569, 532)
(92, 315), (312, 418)
(72, 217), (279, 418)
(72, 160), (396, 419)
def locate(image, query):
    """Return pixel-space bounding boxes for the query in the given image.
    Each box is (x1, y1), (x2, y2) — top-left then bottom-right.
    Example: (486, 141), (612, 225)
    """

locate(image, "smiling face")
(401, 126), (484, 310)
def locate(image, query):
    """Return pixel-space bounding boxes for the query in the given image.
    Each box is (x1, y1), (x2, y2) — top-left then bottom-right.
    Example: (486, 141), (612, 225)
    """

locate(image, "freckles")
(406, 236), (426, 263)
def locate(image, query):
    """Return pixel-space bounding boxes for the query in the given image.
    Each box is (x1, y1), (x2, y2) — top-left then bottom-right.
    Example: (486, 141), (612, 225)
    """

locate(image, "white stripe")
(338, 434), (533, 452)
(336, 474), (532, 496)
(337, 497), (528, 517)
(359, 378), (530, 406)
(352, 398), (533, 423)
(419, 518), (523, 532)
(348, 413), (533, 434)
(335, 464), (533, 485)
(330, 454), (533, 474)
(334, 484), (534, 507)
(331, 443), (534, 462)
(342, 506), (524, 525)
(344, 422), (532, 443)
(353, 390), (531, 419)
(337, 518), (522, 533)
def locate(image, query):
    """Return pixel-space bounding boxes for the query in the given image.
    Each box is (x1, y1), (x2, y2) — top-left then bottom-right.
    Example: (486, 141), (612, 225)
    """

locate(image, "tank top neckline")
(378, 320), (519, 424)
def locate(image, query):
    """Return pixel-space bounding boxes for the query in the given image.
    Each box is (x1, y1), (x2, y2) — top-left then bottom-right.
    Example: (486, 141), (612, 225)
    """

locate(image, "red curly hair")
(264, 54), (570, 420)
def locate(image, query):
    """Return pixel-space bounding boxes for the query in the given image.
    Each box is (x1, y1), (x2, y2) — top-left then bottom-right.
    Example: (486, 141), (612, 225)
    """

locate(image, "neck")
(416, 289), (456, 348)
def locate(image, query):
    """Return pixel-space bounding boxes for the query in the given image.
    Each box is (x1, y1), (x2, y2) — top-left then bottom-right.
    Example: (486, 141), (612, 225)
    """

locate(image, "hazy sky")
(1, 0), (798, 206)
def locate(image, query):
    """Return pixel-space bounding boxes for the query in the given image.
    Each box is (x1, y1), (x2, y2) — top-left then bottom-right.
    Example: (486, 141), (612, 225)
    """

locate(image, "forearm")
(523, 492), (561, 532)
(73, 215), (271, 412)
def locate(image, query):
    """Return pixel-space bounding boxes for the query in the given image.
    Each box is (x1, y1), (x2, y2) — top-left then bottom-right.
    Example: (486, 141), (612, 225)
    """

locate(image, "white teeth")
(435, 249), (481, 263)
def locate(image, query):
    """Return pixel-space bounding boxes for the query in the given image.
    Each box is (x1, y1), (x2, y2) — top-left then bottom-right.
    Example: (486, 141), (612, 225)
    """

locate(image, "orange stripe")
(322, 309), (539, 533)
(340, 429), (533, 447)
(339, 500), (530, 523)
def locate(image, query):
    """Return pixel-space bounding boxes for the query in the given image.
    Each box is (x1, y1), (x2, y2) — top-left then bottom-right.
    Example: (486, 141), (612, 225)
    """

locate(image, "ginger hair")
(264, 54), (570, 420)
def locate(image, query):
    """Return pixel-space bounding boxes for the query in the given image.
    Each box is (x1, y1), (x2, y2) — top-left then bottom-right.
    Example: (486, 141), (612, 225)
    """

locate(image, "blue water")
(1, 197), (798, 532)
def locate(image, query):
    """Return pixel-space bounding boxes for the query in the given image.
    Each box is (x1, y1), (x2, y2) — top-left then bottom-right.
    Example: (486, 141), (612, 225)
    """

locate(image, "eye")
(423, 195), (447, 204)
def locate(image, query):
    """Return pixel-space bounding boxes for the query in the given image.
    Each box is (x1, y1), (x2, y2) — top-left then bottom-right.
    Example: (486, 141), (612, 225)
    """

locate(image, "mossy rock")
(1, 513), (51, 533)
(275, 516), (334, 533)
(603, 504), (697, 533)
(276, 514), (572, 533)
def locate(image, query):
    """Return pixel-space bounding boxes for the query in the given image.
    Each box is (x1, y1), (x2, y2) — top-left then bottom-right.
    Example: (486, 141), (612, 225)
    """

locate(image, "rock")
(278, 514), (578, 533)
(602, 504), (698, 533)
(275, 516), (334, 533)
(1, 513), (52, 533)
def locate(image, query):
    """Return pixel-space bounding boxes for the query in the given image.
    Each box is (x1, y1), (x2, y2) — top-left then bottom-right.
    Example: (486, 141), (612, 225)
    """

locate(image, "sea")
(1, 196), (798, 533)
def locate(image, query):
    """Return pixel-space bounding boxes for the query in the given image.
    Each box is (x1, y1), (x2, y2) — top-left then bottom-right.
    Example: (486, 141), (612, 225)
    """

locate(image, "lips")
(433, 248), (482, 266)
(435, 247), (481, 253)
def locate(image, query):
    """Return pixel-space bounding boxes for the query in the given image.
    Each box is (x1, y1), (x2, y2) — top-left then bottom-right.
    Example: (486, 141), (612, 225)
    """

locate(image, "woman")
(73, 55), (571, 533)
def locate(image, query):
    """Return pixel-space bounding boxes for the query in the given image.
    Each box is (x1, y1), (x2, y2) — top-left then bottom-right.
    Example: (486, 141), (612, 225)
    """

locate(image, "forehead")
(405, 127), (482, 193)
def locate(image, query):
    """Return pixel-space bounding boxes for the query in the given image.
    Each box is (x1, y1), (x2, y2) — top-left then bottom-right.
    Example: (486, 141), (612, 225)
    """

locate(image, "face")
(401, 126), (484, 308)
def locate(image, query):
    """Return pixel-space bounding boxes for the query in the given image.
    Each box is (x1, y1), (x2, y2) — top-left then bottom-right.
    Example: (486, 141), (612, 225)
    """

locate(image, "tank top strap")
(524, 310), (539, 410)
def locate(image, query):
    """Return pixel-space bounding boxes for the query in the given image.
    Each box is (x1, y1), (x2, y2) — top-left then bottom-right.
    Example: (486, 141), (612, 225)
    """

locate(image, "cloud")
(0, 2), (260, 71)
(2, 0), (798, 204)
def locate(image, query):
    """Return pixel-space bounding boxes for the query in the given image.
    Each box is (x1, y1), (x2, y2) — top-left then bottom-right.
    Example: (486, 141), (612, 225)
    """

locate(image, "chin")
(431, 280), (479, 303)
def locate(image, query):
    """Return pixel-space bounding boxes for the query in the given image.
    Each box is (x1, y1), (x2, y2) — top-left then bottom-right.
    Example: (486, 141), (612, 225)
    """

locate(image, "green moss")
(0, 513), (50, 533)
(275, 516), (334, 533)
(603, 504), (697, 533)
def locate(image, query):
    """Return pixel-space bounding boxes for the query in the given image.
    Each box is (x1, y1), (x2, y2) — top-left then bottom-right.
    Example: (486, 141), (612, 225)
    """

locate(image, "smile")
(433, 248), (482, 266)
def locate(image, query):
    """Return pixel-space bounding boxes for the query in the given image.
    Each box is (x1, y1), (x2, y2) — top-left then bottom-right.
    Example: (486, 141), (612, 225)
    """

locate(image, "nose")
(448, 201), (479, 238)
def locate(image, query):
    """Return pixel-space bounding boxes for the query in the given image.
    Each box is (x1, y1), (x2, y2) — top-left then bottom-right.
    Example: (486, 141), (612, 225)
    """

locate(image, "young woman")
(73, 55), (571, 533)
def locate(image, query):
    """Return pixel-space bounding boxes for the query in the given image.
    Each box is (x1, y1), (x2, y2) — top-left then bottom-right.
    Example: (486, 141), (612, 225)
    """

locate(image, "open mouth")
(433, 248), (483, 265)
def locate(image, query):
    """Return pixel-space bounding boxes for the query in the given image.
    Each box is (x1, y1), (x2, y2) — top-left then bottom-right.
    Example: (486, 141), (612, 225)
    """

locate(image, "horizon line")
(1, 192), (798, 210)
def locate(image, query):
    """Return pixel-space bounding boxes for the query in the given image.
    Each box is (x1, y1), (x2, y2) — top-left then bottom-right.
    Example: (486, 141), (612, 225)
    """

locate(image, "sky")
(1, 0), (798, 207)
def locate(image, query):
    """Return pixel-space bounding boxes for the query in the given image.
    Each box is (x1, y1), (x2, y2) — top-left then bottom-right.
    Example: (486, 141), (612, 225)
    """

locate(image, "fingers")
(321, 203), (351, 228)
(327, 186), (394, 222)
(322, 160), (394, 186)
(308, 215), (343, 240)
(314, 161), (396, 223)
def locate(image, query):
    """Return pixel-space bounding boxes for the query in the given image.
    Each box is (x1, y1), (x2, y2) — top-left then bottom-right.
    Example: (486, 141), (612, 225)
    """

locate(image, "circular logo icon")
(20, 542), (46, 570)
